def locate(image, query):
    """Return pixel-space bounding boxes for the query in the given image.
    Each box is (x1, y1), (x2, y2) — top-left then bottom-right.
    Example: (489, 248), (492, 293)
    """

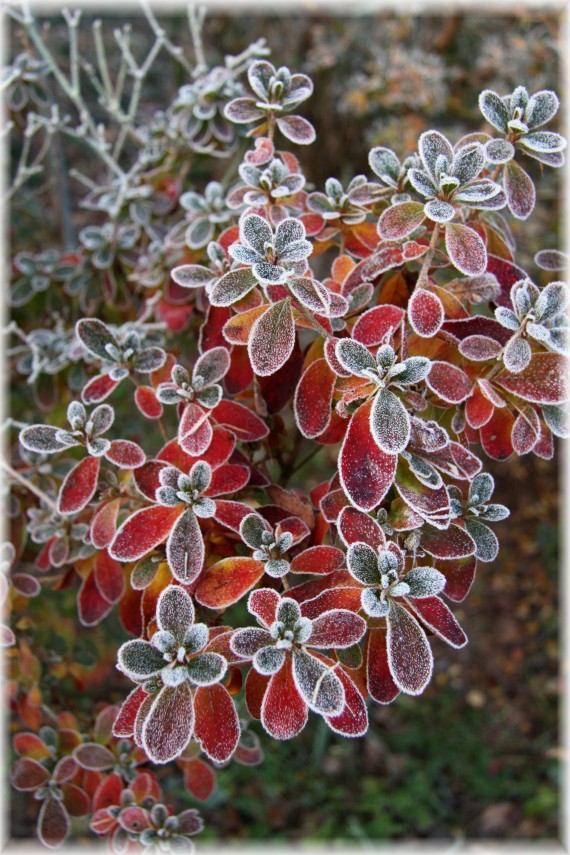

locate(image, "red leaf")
(93, 551), (125, 604)
(387, 602), (433, 695)
(407, 595), (467, 648)
(339, 399), (397, 512)
(309, 609), (366, 647)
(300, 586), (362, 619)
(58, 456), (100, 515)
(113, 686), (148, 738)
(512, 407), (540, 454)
(213, 499), (254, 533)
(394, 457), (451, 529)
(367, 628), (400, 704)
(426, 361), (472, 404)
(480, 407), (515, 460)
(486, 254), (529, 309)
(495, 353), (569, 405)
(259, 340), (304, 413)
(110, 505), (183, 562)
(166, 508), (204, 584)
(289, 546), (344, 575)
(212, 400), (269, 441)
(13, 733), (51, 762)
(74, 743), (114, 771)
(118, 806), (151, 833)
(420, 524), (476, 559)
(245, 667), (269, 719)
(193, 684), (240, 763)
(179, 403), (213, 457)
(439, 555), (477, 602)
(133, 460), (167, 501)
(248, 587), (280, 628)
(352, 304), (404, 346)
(408, 288), (444, 337)
(38, 796), (70, 848)
(78, 571), (114, 627)
(465, 384), (494, 429)
(378, 201), (425, 240)
(261, 655), (308, 740)
(142, 683), (194, 764)
(183, 757), (216, 802)
(294, 357), (336, 439)
(91, 499), (121, 549)
(337, 506), (386, 551)
(105, 440), (145, 469)
(195, 558), (265, 609)
(325, 666), (368, 736)
(205, 463), (250, 497)
(82, 373), (119, 404)
(92, 772), (123, 811)
(445, 222), (487, 276)
(10, 757), (50, 790)
(135, 386), (163, 419)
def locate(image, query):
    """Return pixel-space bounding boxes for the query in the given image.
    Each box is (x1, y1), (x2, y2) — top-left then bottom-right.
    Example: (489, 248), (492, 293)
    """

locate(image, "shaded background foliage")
(9, 5), (561, 844)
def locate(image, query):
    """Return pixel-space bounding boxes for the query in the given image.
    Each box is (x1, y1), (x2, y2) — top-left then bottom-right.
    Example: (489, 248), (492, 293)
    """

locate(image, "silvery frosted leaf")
(406, 454), (442, 489)
(521, 147), (564, 168)
(464, 518), (499, 563)
(468, 472), (495, 507)
(389, 356), (432, 385)
(276, 115), (316, 145)
(402, 566), (446, 598)
(526, 321), (554, 344)
(231, 627), (273, 658)
(535, 249), (567, 271)
(347, 541), (380, 585)
(478, 90), (510, 132)
(161, 666), (188, 688)
(265, 559), (290, 578)
(193, 346), (231, 387)
(467, 189), (508, 210)
(503, 337), (532, 373)
(509, 85), (529, 112)
(157, 584), (194, 639)
(159, 467), (181, 489)
(67, 401), (86, 430)
(335, 338), (377, 378)
(186, 652), (227, 686)
(547, 327), (569, 354)
(90, 404), (114, 436)
(117, 639), (165, 680)
(247, 60), (274, 100)
(525, 90), (559, 129)
(193, 497), (216, 519)
(484, 139), (515, 164)
(156, 485), (181, 506)
(76, 319), (119, 361)
(151, 629), (176, 653)
(240, 513), (270, 549)
(183, 623), (209, 654)
(406, 168), (437, 197)
(494, 307), (520, 330)
(196, 386), (222, 409)
(542, 404), (569, 438)
(376, 344), (396, 370)
(134, 348), (166, 373)
(369, 146), (400, 186)
(424, 199), (455, 223)
(210, 268), (258, 306)
(241, 213), (273, 252)
(276, 597), (301, 628)
(253, 645), (286, 675)
(519, 131), (566, 154)
(277, 532), (293, 553)
(451, 142), (485, 184)
(20, 425), (69, 454)
(534, 282), (568, 322)
(291, 649), (344, 715)
(361, 588), (389, 618)
(171, 264), (215, 289)
(445, 223), (487, 276)
(224, 97), (265, 123)
(307, 193), (336, 215)
(278, 239), (312, 264)
(109, 365), (129, 381)
(504, 161), (535, 220)
(253, 261), (287, 284)
(386, 600), (433, 695)
(228, 244), (263, 266)
(370, 388), (411, 454)
(186, 218), (214, 250)
(478, 503), (511, 522)
(274, 218), (306, 254)
(418, 130), (454, 179)
(454, 181), (502, 203)
(325, 177), (343, 199)
(87, 436), (110, 456)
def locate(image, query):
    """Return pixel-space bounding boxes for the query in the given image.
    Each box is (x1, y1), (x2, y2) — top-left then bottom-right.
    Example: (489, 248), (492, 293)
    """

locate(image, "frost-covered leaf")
(346, 542), (379, 585)
(426, 361), (472, 403)
(261, 655), (307, 740)
(424, 199), (455, 223)
(534, 249), (567, 271)
(459, 335), (503, 361)
(542, 403), (569, 438)
(464, 518), (499, 562)
(503, 337), (532, 373)
(253, 646), (286, 675)
(445, 223), (487, 276)
(526, 89), (559, 128)
(209, 268), (258, 307)
(58, 457), (100, 515)
(193, 683), (240, 764)
(478, 90), (510, 132)
(38, 796), (70, 849)
(408, 288), (444, 338)
(166, 509), (204, 584)
(335, 339), (376, 378)
(495, 353), (569, 404)
(19, 425), (70, 454)
(401, 567), (446, 598)
(451, 141), (485, 184)
(418, 130), (454, 178)
(368, 146), (400, 185)
(370, 388), (411, 454)
(294, 358), (336, 439)
(504, 161), (535, 220)
(117, 639), (165, 681)
(276, 115), (316, 145)
(377, 201), (425, 240)
(468, 472), (495, 506)
(142, 682), (194, 764)
(187, 652), (227, 686)
(195, 557), (265, 609)
(171, 264), (215, 289)
(193, 346), (231, 387)
(157, 584), (194, 639)
(484, 138), (515, 163)
(224, 96), (265, 123)
(339, 399), (397, 512)
(105, 440), (145, 469)
(386, 601), (433, 695)
(309, 610), (367, 649)
(534, 282), (568, 322)
(291, 649), (344, 715)
(231, 627), (273, 658)
(248, 299), (295, 377)
(76, 319), (118, 361)
(111, 506), (183, 562)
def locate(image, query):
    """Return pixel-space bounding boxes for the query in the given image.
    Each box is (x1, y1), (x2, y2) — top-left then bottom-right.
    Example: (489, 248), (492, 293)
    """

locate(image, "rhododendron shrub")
(5, 7), (567, 851)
